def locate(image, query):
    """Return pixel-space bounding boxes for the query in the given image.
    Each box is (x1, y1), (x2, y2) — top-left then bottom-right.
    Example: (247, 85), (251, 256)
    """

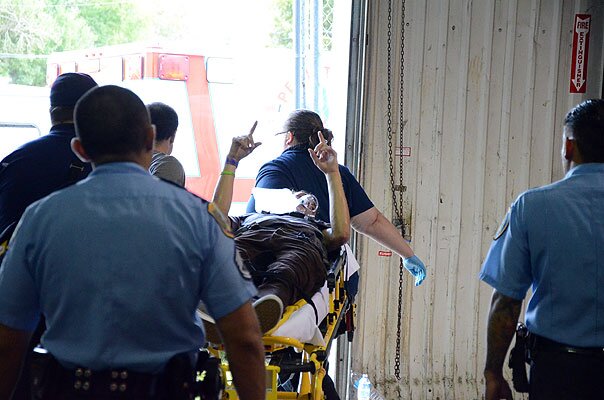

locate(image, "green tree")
(0, 0), (150, 86)
(269, 0), (334, 50)
(0, 1), (50, 85)
(75, 1), (150, 46)
(270, 0), (293, 48)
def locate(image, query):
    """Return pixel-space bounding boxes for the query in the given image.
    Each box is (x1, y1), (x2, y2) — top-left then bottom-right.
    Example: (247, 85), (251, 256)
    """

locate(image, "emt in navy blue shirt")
(247, 109), (426, 286)
(480, 99), (604, 400)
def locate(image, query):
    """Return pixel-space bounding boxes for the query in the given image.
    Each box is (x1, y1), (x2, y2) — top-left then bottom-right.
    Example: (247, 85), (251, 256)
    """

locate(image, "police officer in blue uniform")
(0, 85), (266, 399)
(480, 99), (604, 400)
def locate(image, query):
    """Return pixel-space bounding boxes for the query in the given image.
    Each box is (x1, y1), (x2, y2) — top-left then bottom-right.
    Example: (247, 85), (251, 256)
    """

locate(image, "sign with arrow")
(570, 14), (591, 94)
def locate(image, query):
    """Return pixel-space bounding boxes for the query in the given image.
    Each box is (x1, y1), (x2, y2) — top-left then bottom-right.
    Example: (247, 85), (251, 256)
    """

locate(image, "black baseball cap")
(50, 73), (98, 108)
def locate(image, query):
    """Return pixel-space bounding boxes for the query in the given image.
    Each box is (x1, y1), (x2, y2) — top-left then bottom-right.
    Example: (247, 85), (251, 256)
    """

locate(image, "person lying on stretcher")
(202, 122), (350, 341)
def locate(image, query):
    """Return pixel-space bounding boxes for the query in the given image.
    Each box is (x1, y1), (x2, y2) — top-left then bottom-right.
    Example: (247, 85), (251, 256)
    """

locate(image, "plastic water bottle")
(357, 374), (371, 400)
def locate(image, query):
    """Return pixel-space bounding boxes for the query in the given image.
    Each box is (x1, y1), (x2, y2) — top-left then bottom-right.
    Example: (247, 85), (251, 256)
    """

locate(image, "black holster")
(31, 347), (64, 400)
(508, 322), (530, 393)
(195, 350), (224, 400)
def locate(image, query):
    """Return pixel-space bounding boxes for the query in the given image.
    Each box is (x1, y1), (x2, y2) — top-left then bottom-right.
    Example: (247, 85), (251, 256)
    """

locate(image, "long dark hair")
(283, 109), (333, 148)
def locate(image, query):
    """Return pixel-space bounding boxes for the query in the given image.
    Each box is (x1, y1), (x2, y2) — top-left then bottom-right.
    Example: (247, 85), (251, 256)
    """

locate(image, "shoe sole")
(254, 296), (283, 334)
(198, 296), (283, 344)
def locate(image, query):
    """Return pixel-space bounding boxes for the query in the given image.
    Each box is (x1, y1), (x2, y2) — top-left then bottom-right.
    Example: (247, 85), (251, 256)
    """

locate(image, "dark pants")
(235, 224), (328, 306)
(529, 347), (604, 399)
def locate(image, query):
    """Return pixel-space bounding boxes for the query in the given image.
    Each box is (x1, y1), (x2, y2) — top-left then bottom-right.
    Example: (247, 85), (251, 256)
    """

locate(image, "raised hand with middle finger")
(227, 121), (262, 164)
(308, 131), (338, 173)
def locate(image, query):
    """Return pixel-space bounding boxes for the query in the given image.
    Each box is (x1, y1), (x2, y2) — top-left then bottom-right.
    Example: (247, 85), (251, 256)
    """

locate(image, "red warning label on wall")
(570, 14), (591, 93)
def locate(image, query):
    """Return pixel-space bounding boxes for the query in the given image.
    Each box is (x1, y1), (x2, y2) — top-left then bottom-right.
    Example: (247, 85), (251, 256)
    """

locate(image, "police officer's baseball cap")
(50, 73), (98, 108)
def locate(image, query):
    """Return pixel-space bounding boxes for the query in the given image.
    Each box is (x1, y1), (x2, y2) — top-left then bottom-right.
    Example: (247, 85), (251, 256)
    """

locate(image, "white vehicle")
(0, 83), (50, 160)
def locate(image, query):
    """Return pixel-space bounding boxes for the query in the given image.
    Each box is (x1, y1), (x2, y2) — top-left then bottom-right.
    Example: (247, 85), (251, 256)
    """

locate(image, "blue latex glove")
(403, 255), (426, 286)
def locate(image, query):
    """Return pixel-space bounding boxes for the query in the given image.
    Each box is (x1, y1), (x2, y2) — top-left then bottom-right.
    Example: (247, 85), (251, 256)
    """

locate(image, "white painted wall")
(351, 0), (604, 398)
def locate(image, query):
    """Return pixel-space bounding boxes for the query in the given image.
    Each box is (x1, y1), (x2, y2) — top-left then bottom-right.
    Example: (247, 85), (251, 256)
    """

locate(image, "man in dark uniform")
(480, 99), (604, 400)
(0, 72), (98, 400)
(0, 73), (98, 238)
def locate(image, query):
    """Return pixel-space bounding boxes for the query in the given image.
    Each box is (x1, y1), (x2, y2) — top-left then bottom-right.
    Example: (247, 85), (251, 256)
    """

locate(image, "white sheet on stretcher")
(271, 244), (360, 346)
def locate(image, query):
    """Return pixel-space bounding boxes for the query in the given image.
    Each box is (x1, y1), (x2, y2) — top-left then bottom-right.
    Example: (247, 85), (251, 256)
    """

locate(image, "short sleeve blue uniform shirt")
(0, 162), (257, 372)
(246, 147), (374, 222)
(480, 164), (604, 347)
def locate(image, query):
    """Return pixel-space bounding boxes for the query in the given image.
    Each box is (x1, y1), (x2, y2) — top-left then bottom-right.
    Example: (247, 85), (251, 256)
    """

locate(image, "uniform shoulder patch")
(207, 202), (234, 238)
(493, 209), (510, 240)
(0, 238), (8, 259)
(0, 221), (18, 260)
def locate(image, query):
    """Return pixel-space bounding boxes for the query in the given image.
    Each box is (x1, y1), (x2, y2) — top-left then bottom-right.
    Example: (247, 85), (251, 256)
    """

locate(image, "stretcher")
(204, 245), (357, 400)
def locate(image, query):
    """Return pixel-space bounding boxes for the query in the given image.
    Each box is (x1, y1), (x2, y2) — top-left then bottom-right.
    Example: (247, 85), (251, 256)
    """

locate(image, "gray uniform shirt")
(149, 151), (186, 187)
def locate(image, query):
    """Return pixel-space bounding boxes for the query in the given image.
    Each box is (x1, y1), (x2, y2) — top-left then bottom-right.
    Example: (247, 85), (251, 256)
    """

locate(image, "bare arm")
(322, 171), (350, 249)
(484, 289), (522, 400)
(351, 207), (414, 259)
(212, 164), (237, 215)
(216, 302), (265, 400)
(0, 323), (31, 399)
(308, 133), (350, 250)
(212, 122), (261, 215)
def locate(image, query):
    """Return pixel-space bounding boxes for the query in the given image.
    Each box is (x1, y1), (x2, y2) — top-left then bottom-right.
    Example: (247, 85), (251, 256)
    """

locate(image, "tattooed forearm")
(484, 290), (522, 375)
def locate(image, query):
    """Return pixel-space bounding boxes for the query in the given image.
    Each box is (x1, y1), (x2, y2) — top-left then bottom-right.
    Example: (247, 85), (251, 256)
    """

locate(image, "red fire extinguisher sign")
(569, 14), (591, 94)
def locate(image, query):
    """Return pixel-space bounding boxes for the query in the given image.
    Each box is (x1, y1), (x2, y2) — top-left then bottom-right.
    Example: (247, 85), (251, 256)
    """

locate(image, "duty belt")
(31, 348), (223, 400)
(531, 334), (604, 356)
(64, 367), (158, 396)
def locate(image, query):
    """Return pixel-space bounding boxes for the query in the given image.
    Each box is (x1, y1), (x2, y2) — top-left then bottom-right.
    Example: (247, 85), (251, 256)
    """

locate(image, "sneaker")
(197, 310), (222, 344)
(253, 294), (284, 334)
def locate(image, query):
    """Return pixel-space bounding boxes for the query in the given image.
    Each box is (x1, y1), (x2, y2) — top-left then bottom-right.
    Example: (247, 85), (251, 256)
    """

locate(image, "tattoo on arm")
(485, 290), (522, 375)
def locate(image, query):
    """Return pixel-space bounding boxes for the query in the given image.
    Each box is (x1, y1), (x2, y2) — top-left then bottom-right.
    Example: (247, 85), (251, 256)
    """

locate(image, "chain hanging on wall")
(386, 0), (406, 381)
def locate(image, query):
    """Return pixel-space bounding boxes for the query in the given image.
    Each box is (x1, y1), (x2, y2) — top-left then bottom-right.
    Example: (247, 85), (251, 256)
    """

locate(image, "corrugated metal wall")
(352, 0), (604, 398)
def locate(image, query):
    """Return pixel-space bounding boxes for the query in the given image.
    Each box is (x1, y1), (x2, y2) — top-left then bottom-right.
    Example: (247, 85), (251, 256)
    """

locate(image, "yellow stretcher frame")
(207, 248), (352, 400)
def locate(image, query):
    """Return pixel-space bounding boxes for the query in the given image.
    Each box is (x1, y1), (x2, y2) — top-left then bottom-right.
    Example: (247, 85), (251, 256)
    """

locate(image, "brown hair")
(283, 109), (333, 148)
